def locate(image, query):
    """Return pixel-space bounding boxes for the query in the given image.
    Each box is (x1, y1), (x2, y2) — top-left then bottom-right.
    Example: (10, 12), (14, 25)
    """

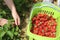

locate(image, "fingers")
(15, 18), (17, 25)
(15, 18), (20, 25)
(18, 18), (20, 25)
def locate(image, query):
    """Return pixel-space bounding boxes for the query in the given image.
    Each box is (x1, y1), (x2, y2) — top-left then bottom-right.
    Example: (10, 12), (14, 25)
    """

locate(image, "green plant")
(0, 20), (21, 40)
(0, 0), (36, 40)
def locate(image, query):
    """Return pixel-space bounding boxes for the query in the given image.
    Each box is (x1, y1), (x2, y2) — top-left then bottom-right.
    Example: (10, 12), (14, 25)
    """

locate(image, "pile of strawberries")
(30, 13), (57, 38)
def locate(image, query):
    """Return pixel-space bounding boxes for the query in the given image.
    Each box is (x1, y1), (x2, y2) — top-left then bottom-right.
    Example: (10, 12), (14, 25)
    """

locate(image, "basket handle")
(33, 5), (60, 12)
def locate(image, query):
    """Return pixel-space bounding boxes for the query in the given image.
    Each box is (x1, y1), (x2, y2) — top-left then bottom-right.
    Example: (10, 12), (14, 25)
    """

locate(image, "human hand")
(0, 18), (8, 26)
(12, 11), (20, 25)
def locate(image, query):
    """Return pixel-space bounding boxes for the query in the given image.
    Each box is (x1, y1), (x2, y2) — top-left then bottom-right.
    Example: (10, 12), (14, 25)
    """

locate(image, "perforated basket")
(27, 2), (60, 40)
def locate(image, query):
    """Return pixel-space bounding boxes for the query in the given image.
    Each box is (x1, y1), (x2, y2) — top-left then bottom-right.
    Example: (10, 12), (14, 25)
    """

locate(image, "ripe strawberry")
(31, 13), (57, 38)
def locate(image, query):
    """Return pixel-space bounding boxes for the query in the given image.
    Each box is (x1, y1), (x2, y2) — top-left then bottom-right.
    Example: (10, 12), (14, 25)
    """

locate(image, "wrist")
(11, 6), (17, 13)
(11, 10), (17, 15)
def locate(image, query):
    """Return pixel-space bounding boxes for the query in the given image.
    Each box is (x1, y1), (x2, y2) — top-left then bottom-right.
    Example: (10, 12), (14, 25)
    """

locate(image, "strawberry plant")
(0, 20), (21, 40)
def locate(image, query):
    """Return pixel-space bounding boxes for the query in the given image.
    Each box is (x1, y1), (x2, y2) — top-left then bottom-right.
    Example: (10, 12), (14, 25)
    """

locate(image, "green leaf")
(0, 31), (6, 37)
(3, 24), (10, 29)
(7, 31), (13, 39)
(0, 37), (2, 40)
(0, 27), (3, 31)
(2, 11), (6, 14)
(11, 28), (14, 33)
(0, 16), (2, 18)
(3, 25), (8, 32)
(14, 32), (19, 36)
(16, 26), (19, 31)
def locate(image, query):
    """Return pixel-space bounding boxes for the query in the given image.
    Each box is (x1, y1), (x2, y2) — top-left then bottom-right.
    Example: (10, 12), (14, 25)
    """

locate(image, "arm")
(4, 0), (20, 25)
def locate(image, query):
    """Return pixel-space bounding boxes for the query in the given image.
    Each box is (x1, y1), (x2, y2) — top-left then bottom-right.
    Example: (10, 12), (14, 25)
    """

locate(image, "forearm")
(4, 0), (16, 13)
(4, 0), (20, 25)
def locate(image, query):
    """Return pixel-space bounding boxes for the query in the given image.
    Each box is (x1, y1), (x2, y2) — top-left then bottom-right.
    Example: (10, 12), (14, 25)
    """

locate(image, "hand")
(0, 18), (8, 26)
(12, 11), (20, 25)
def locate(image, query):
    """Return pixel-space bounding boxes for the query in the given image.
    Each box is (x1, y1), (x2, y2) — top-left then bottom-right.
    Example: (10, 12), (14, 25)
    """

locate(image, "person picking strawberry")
(0, 0), (20, 26)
